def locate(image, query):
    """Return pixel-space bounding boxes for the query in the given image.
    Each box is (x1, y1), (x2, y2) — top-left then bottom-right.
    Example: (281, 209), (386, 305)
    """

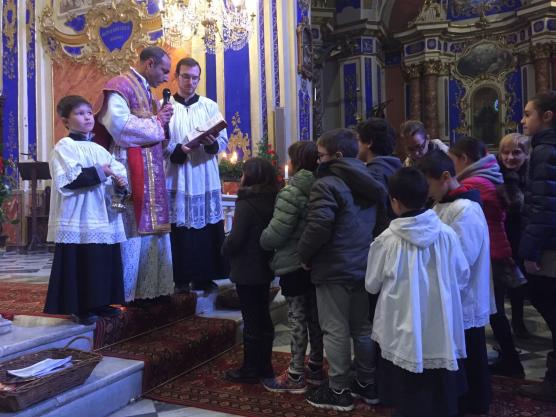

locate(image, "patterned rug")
(101, 315), (237, 391)
(147, 346), (556, 417)
(0, 282), (50, 319)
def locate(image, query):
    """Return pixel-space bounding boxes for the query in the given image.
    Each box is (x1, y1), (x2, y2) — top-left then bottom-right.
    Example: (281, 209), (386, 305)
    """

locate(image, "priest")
(94, 46), (175, 302)
(164, 57), (229, 292)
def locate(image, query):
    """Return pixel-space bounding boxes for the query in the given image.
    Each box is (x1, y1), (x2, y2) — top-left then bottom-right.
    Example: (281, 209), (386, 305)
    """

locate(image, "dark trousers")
(236, 283), (275, 377)
(459, 327), (491, 415)
(528, 274), (556, 351)
(490, 261), (519, 360)
(509, 284), (527, 325)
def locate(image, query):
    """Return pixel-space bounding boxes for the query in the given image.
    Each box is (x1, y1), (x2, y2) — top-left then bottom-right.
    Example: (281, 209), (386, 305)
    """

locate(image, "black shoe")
(350, 378), (380, 405)
(225, 367), (259, 384)
(71, 313), (98, 325)
(512, 320), (531, 339)
(489, 357), (525, 379)
(192, 280), (219, 292)
(305, 384), (354, 412)
(94, 306), (122, 318)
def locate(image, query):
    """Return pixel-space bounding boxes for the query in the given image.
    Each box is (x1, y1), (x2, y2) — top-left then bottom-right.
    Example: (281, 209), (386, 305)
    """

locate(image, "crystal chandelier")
(160, 0), (256, 54)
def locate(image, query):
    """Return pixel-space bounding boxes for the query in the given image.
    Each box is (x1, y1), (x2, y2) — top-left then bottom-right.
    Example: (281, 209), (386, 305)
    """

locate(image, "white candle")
(284, 164), (289, 180)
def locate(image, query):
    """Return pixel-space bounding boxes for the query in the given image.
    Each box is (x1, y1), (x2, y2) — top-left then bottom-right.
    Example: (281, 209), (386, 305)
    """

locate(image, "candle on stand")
(284, 164), (289, 180)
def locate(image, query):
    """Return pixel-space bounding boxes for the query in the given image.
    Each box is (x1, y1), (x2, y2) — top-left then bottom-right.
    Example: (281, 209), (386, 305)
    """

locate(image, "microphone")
(162, 88), (171, 106)
(162, 88), (172, 140)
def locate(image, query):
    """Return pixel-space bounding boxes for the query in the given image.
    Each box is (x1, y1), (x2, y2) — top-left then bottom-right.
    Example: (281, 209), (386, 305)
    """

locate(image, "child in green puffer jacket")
(260, 141), (325, 394)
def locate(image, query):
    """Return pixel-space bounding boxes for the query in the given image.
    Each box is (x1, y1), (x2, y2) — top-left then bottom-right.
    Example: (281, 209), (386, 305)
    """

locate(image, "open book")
(182, 113), (228, 149)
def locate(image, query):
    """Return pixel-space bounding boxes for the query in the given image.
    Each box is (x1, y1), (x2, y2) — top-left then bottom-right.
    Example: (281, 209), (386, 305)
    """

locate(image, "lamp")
(160, 0), (256, 54)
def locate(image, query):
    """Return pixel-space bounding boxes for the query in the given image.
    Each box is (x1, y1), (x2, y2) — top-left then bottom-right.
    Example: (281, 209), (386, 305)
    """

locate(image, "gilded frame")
(297, 16), (313, 80)
(39, 0), (160, 74)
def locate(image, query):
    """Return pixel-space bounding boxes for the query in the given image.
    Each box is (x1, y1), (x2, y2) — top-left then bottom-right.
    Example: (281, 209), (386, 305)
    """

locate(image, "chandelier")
(160, 0), (256, 54)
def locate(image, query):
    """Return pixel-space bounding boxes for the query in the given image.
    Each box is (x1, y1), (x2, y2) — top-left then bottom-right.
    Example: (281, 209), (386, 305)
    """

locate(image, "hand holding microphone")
(157, 88), (174, 125)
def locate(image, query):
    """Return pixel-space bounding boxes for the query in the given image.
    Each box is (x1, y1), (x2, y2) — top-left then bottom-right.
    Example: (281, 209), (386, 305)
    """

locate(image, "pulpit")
(17, 161), (51, 251)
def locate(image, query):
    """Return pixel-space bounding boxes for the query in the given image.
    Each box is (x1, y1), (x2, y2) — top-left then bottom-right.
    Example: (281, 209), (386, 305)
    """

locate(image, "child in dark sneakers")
(298, 128), (385, 411)
(366, 167), (469, 417)
(260, 141), (324, 394)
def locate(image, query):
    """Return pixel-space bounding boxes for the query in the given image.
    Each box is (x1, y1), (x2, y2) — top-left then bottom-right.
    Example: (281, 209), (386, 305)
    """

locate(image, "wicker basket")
(0, 336), (102, 412)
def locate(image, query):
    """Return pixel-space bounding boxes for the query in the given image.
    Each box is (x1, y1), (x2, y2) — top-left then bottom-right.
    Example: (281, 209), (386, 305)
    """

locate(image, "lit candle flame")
(284, 164), (289, 180)
(230, 151), (238, 164)
(220, 152), (227, 159)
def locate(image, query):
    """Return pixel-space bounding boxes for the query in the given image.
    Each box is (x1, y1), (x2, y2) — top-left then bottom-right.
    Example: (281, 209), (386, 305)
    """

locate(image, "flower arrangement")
(0, 146), (18, 237)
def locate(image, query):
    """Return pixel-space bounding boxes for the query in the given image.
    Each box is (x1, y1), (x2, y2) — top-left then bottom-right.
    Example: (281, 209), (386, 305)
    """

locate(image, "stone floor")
(0, 250), (552, 417)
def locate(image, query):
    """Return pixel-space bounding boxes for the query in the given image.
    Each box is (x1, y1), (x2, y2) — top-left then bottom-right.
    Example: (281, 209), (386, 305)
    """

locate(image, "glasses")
(178, 73), (200, 82)
(406, 138), (428, 154)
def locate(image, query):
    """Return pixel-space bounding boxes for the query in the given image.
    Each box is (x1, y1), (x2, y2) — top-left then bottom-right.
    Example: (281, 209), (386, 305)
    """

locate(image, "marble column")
(551, 44), (556, 90)
(532, 43), (551, 93)
(423, 60), (442, 139)
(406, 64), (422, 121)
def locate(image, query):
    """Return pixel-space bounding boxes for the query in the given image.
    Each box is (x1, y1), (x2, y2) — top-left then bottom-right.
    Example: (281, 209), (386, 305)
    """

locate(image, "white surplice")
(48, 136), (127, 244)
(365, 210), (469, 373)
(164, 95), (228, 229)
(434, 198), (496, 329)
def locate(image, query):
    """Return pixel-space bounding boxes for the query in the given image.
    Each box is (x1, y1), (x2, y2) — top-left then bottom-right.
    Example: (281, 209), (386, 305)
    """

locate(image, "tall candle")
(284, 164), (289, 180)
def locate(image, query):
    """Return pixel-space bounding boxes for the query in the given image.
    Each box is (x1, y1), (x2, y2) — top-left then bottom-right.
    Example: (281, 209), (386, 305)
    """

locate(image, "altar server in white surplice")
(165, 57), (229, 293)
(365, 167), (470, 417)
(45, 95), (127, 325)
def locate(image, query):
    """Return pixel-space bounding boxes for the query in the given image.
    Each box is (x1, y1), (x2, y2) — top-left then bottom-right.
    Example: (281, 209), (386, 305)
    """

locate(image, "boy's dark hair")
(317, 128), (359, 158)
(356, 117), (395, 156)
(241, 157), (279, 193)
(288, 141), (318, 172)
(449, 136), (486, 163)
(388, 167), (429, 210)
(56, 95), (91, 118)
(400, 120), (427, 139)
(139, 46), (169, 65)
(531, 90), (556, 128)
(175, 57), (202, 77)
(416, 150), (456, 179)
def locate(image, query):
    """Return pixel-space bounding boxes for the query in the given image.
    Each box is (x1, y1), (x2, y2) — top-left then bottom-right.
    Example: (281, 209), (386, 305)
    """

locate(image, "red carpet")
(0, 283), (50, 319)
(101, 315), (237, 391)
(147, 346), (556, 417)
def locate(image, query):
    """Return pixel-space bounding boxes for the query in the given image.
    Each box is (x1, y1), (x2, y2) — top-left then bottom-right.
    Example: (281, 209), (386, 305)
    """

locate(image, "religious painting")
(456, 41), (514, 78)
(472, 86), (500, 145)
(297, 17), (313, 80)
(57, 0), (111, 17)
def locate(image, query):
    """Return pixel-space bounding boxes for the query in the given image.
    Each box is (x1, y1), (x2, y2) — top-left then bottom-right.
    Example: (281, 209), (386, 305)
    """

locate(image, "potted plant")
(219, 156), (244, 195)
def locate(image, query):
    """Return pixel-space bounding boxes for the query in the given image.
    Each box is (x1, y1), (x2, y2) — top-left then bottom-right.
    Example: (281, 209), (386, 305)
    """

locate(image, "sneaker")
(305, 384), (354, 412)
(262, 371), (307, 394)
(350, 378), (380, 405)
(306, 366), (326, 386)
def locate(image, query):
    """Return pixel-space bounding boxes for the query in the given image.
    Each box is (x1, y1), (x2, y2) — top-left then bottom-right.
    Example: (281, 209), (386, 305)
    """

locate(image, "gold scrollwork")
(3, 0), (17, 50)
(423, 59), (443, 76)
(26, 0), (35, 44)
(227, 112), (251, 157)
(39, 0), (162, 74)
(403, 63), (422, 79)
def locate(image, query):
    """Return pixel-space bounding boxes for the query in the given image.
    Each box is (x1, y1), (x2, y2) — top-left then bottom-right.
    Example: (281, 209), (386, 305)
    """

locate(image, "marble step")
(0, 316), (95, 362)
(197, 279), (288, 343)
(0, 356), (143, 417)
